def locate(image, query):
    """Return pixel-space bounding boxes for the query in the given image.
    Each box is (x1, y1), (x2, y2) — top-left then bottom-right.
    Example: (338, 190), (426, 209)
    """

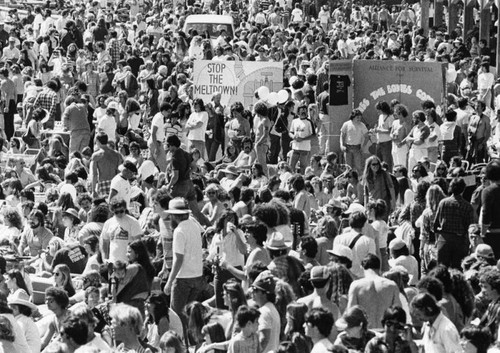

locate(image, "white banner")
(192, 60), (283, 107)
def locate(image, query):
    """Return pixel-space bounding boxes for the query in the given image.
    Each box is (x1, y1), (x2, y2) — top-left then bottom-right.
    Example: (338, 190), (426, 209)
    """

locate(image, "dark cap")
(122, 160), (138, 174)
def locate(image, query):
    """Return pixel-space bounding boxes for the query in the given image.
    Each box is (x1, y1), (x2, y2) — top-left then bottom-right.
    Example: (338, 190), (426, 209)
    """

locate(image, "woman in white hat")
(8, 290), (40, 353)
(62, 208), (81, 244)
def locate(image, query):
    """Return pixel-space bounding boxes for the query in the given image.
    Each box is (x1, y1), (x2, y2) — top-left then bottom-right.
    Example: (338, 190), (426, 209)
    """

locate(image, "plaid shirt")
(33, 87), (57, 121)
(107, 38), (121, 67)
(434, 194), (474, 236)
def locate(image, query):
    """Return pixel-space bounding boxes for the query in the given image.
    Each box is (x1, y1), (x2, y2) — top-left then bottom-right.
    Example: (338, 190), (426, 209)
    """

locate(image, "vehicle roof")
(184, 14), (234, 24)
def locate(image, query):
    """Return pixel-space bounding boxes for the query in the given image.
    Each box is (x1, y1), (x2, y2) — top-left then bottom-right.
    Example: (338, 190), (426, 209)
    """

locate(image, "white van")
(183, 14), (235, 46)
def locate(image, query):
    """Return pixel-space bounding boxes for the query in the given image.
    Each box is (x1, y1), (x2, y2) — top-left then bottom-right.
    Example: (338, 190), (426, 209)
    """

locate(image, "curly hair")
(275, 280), (296, 335)
(450, 269), (475, 318)
(0, 316), (15, 342)
(2, 207), (23, 230)
(479, 267), (500, 294)
(328, 263), (353, 307)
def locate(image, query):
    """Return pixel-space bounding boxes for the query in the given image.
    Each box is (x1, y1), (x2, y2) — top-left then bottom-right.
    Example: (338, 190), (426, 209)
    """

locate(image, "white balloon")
(267, 92), (279, 106)
(277, 89), (289, 104)
(257, 86), (270, 100)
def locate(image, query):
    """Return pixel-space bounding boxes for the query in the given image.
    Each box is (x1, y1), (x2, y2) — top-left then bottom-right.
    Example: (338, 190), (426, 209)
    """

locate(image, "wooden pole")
(448, 1), (460, 33)
(463, 0), (476, 40)
(496, 4), (500, 69)
(421, 0), (430, 35)
(435, 0), (444, 28)
(480, 3), (491, 42)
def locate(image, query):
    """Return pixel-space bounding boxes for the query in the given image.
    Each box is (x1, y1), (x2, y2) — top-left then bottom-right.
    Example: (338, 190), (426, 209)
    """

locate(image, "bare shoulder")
(91, 150), (104, 161)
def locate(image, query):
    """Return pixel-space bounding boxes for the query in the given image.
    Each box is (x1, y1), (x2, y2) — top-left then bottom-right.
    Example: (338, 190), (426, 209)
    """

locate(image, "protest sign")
(353, 60), (446, 127)
(193, 60), (283, 107)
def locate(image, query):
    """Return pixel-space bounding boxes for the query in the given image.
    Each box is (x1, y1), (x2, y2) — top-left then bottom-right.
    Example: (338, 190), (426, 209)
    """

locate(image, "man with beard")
(101, 199), (142, 265)
(163, 198), (203, 326)
(18, 209), (54, 256)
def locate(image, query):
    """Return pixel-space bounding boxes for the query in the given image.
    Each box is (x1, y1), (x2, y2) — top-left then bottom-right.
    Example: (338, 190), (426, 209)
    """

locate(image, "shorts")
(98, 180), (111, 197)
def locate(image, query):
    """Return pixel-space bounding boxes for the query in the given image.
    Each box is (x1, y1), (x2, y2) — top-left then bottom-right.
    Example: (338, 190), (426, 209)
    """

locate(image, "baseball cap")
(252, 271), (276, 293)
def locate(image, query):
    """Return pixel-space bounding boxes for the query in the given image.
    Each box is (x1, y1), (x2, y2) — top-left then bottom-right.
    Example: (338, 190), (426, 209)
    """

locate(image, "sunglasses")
(206, 191), (216, 195)
(385, 320), (404, 329)
(371, 163), (380, 167)
(114, 209), (126, 214)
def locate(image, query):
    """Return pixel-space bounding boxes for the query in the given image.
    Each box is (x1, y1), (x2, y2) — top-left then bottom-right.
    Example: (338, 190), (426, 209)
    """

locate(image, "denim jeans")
(376, 141), (393, 172)
(269, 134), (281, 165)
(214, 267), (241, 309)
(290, 150), (309, 174)
(436, 233), (468, 269)
(171, 276), (203, 327)
(255, 144), (269, 176)
(344, 144), (363, 173)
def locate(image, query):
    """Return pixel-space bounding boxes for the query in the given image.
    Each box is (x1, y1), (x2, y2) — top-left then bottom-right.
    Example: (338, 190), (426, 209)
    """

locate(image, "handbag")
(22, 126), (37, 146)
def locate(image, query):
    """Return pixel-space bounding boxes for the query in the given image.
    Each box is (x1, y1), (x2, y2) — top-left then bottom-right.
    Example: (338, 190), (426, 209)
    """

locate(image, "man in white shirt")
(109, 161), (137, 207)
(333, 211), (376, 278)
(340, 110), (368, 174)
(304, 308), (334, 353)
(97, 101), (118, 143)
(251, 271), (280, 353)
(39, 9), (55, 36)
(412, 292), (462, 353)
(163, 198), (204, 326)
(100, 199), (142, 264)
(148, 102), (171, 172)
(2, 37), (20, 60)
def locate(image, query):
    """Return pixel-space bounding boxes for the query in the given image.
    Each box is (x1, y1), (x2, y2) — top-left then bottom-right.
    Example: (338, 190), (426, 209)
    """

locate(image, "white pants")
(408, 147), (428, 172)
(392, 143), (409, 169)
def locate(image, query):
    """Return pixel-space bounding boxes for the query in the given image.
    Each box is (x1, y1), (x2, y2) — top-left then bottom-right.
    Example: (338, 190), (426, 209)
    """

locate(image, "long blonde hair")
(425, 184), (446, 212)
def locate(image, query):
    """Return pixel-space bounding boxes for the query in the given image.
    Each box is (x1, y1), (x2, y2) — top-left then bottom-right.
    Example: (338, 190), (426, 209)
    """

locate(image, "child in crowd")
(228, 305), (261, 353)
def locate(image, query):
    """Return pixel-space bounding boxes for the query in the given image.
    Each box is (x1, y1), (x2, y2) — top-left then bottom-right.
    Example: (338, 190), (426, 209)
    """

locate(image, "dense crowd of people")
(0, 0), (497, 353)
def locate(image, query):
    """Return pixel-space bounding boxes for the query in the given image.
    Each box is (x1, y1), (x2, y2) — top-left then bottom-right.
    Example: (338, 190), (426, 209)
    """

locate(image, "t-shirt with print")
(258, 302), (280, 353)
(102, 215), (142, 263)
(52, 244), (88, 274)
(330, 75), (351, 106)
